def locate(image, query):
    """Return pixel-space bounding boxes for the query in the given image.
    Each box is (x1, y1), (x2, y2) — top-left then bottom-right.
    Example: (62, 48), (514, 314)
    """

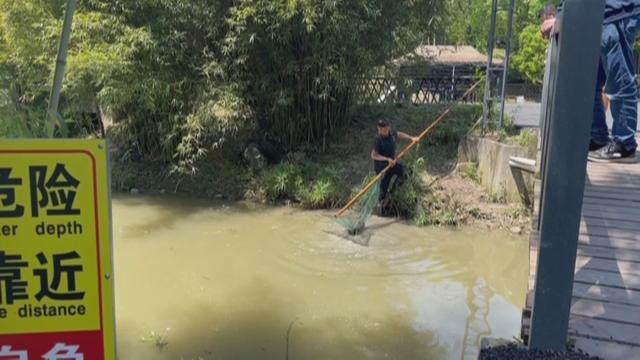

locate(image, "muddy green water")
(112, 195), (528, 360)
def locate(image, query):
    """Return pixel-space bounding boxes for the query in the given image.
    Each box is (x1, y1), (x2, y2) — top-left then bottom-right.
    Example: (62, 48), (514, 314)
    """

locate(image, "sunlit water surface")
(112, 195), (528, 360)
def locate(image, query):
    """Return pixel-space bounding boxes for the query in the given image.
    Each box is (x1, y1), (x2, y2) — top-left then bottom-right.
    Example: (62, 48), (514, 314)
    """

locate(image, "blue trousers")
(593, 16), (640, 152)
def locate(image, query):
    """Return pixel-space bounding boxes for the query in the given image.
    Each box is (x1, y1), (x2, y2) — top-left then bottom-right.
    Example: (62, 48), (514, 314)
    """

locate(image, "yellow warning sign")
(0, 139), (115, 359)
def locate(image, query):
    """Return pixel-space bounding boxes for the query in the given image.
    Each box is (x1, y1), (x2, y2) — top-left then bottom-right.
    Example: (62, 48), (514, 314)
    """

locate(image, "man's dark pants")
(375, 163), (405, 202)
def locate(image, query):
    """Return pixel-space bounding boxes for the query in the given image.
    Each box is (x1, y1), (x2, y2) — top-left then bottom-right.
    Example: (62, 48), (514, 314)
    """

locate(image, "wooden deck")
(524, 158), (640, 359)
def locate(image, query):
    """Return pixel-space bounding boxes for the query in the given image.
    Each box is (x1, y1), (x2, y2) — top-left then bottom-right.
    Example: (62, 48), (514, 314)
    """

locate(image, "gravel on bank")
(479, 343), (602, 360)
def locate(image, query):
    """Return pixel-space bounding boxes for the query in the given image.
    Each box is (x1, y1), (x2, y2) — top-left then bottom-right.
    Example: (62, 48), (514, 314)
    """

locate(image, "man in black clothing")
(371, 119), (419, 203)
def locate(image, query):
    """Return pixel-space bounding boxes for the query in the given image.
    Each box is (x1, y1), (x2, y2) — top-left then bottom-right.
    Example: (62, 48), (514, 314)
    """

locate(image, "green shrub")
(298, 177), (340, 209)
(0, 108), (28, 138)
(461, 163), (480, 183)
(261, 161), (346, 208)
(263, 163), (304, 201)
(441, 211), (459, 226)
(414, 204), (460, 227)
(110, 161), (139, 192)
(385, 158), (426, 218)
(512, 23), (549, 85)
(412, 189), (467, 227)
(516, 130), (531, 147)
(0, 89), (47, 138)
(414, 204), (435, 226)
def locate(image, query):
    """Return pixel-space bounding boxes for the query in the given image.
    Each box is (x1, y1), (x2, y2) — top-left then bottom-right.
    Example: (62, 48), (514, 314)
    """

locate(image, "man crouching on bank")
(371, 119), (418, 211)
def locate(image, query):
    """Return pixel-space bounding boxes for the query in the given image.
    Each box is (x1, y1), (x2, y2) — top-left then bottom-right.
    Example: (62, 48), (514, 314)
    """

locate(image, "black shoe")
(589, 140), (607, 151)
(588, 142), (636, 163)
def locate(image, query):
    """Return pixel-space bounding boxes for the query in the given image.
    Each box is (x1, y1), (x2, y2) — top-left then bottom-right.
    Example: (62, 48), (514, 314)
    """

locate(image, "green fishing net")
(336, 182), (380, 235)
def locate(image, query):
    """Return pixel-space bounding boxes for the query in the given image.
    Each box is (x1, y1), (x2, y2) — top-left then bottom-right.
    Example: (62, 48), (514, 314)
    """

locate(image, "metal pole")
(498, 0), (516, 128)
(451, 65), (456, 102)
(481, 0), (499, 135)
(46, 0), (76, 138)
(528, 0), (604, 351)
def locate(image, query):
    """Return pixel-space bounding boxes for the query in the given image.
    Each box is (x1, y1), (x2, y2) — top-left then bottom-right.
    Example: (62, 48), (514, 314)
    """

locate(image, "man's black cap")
(377, 119), (390, 127)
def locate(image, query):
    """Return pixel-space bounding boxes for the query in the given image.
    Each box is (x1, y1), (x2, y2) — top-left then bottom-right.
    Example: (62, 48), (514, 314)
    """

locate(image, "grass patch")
(385, 158), (425, 218)
(0, 100), (47, 139)
(260, 161), (347, 209)
(414, 191), (466, 227)
(110, 150), (251, 199)
(460, 163), (480, 183)
(515, 130), (531, 147)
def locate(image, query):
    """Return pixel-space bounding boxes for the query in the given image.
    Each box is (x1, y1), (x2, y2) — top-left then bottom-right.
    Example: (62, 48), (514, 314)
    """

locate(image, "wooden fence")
(354, 76), (482, 105)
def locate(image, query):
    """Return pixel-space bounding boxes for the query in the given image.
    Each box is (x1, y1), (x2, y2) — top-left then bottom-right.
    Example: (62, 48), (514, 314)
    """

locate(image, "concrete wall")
(458, 134), (537, 204)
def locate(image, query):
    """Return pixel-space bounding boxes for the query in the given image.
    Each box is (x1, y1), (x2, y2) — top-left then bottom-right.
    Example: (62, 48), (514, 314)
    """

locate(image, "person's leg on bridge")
(591, 61), (609, 149)
(589, 18), (639, 162)
(608, 18), (639, 151)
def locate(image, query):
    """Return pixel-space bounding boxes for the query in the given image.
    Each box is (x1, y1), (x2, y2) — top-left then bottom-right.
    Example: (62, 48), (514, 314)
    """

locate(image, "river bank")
(110, 104), (531, 233)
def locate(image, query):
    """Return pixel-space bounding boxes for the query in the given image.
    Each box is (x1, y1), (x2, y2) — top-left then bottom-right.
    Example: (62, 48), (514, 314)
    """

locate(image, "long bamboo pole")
(46, 0), (76, 138)
(336, 79), (483, 218)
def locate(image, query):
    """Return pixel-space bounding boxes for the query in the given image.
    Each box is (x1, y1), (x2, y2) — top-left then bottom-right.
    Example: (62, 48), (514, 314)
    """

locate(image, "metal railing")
(528, 0), (605, 351)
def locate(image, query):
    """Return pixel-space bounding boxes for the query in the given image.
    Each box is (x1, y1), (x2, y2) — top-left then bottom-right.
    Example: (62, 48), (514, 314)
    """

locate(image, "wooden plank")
(587, 162), (640, 172)
(584, 192), (640, 204)
(584, 188), (640, 202)
(586, 167), (640, 177)
(579, 226), (640, 243)
(585, 174), (640, 184)
(586, 179), (640, 190)
(580, 217), (640, 232)
(571, 297), (640, 325)
(585, 184), (640, 195)
(584, 184), (640, 194)
(586, 165), (640, 175)
(573, 336), (640, 360)
(577, 245), (640, 263)
(529, 234), (539, 292)
(575, 268), (640, 291)
(582, 200), (640, 212)
(584, 181), (639, 193)
(575, 255), (640, 277)
(573, 283), (640, 307)
(585, 196), (640, 206)
(579, 234), (640, 252)
(582, 196), (640, 209)
(529, 274), (536, 292)
(569, 317), (640, 345)
(582, 196), (640, 212)
(586, 169), (640, 180)
(581, 206), (640, 224)
(586, 166), (640, 175)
